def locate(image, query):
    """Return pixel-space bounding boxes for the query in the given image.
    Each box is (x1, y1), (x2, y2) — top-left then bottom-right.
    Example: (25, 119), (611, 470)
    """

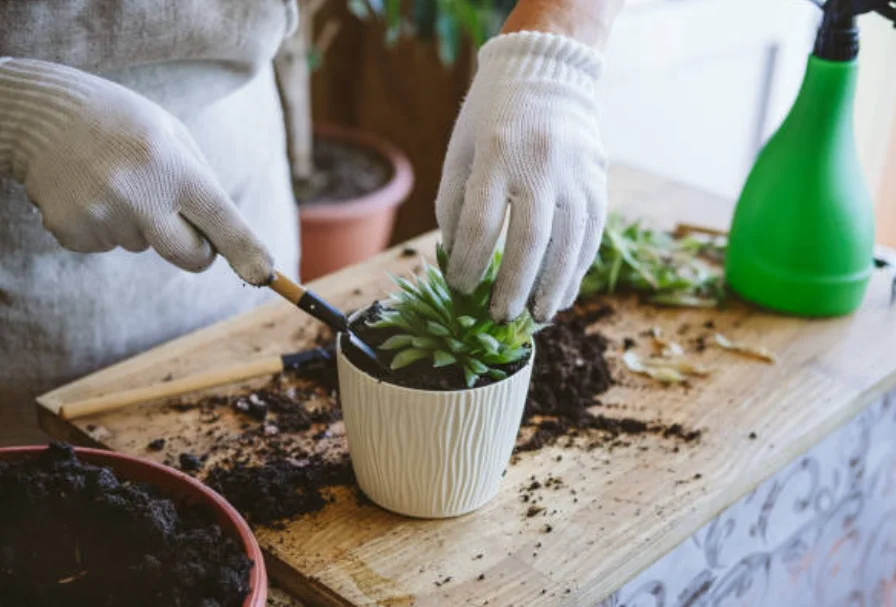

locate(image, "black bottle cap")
(812, 0), (895, 61)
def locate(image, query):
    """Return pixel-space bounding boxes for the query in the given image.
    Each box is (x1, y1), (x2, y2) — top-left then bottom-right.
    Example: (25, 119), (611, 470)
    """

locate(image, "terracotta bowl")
(298, 123), (414, 281)
(0, 446), (267, 607)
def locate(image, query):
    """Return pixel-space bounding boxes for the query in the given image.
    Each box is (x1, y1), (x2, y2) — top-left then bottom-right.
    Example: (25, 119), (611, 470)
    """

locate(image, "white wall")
(599, 0), (893, 207)
(854, 13), (896, 207)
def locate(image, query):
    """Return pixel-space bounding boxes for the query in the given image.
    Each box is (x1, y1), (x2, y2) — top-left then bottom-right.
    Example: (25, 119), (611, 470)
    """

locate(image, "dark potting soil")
(206, 454), (354, 528)
(517, 308), (702, 451)
(293, 138), (392, 205)
(341, 301), (531, 391)
(171, 364), (354, 527)
(231, 387), (342, 433)
(0, 443), (252, 607)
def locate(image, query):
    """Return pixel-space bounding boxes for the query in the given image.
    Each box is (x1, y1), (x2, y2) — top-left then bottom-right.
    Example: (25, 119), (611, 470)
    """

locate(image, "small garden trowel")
(268, 271), (380, 363)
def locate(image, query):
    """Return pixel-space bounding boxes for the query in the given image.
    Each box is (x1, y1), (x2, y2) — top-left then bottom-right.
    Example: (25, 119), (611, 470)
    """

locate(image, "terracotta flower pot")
(336, 326), (534, 519)
(0, 446), (267, 607)
(298, 123), (414, 281)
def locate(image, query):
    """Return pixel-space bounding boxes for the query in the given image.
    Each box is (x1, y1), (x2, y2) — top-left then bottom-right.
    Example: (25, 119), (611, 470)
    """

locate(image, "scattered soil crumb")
(179, 453), (202, 472)
(401, 247), (417, 258)
(526, 505), (545, 518)
(695, 335), (708, 352)
(748, 432), (758, 440)
(147, 438), (166, 452)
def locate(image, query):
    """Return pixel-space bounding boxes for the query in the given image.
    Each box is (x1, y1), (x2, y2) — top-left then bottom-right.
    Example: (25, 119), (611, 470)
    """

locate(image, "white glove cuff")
(0, 58), (98, 183)
(477, 31), (604, 92)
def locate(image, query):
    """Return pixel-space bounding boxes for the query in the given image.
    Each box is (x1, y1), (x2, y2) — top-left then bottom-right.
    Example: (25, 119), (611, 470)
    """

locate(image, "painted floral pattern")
(601, 393), (896, 607)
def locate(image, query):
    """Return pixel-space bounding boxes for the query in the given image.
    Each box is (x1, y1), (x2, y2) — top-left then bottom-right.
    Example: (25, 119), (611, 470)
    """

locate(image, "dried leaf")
(622, 350), (685, 383)
(649, 327), (685, 357)
(713, 333), (776, 363)
(648, 293), (718, 308)
(641, 357), (711, 377)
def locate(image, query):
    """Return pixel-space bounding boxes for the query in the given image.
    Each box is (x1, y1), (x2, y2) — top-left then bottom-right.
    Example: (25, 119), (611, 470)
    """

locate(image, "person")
(0, 0), (622, 445)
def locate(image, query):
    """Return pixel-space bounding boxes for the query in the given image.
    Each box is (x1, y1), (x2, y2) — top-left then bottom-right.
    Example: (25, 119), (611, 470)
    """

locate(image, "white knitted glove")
(436, 32), (608, 322)
(0, 58), (273, 286)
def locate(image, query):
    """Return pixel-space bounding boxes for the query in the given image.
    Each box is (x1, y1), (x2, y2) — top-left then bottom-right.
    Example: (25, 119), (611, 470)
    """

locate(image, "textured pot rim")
(0, 445), (267, 607)
(337, 311), (534, 397)
(298, 122), (414, 222)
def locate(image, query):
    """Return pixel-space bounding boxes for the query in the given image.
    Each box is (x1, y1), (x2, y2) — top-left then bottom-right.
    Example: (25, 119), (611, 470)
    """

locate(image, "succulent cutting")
(578, 213), (727, 307)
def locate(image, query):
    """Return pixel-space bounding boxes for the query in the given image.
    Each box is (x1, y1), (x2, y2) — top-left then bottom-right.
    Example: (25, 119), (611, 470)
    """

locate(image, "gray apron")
(0, 0), (301, 443)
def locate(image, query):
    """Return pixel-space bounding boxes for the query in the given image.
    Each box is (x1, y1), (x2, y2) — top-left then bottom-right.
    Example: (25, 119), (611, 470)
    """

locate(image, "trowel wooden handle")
(268, 271), (347, 331)
(59, 356), (285, 420)
(269, 271), (307, 305)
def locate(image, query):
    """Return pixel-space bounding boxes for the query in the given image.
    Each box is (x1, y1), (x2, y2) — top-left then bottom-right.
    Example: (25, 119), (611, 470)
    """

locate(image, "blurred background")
(285, 0), (896, 279)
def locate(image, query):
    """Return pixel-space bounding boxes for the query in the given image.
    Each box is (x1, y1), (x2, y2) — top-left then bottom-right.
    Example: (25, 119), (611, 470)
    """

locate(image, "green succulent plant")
(370, 245), (540, 387)
(578, 213), (727, 307)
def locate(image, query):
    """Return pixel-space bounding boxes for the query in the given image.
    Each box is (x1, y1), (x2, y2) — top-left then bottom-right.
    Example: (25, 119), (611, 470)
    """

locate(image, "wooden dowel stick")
(59, 356), (285, 420)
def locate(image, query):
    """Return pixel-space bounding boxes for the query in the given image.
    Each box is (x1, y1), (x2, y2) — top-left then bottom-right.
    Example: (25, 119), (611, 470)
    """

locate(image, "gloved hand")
(0, 58), (273, 286)
(435, 32), (608, 322)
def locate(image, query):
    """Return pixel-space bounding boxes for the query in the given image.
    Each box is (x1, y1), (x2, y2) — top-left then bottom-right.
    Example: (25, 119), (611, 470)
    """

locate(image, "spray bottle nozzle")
(811, 0), (896, 60)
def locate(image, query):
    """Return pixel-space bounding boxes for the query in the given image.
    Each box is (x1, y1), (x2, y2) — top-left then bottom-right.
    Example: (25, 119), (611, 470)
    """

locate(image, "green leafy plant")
(578, 213), (727, 307)
(370, 246), (540, 387)
(348, 0), (516, 64)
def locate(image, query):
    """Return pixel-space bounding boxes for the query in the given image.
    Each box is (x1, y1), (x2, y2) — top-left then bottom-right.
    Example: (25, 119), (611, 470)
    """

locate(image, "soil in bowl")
(340, 301), (531, 391)
(294, 137), (392, 205)
(0, 443), (253, 607)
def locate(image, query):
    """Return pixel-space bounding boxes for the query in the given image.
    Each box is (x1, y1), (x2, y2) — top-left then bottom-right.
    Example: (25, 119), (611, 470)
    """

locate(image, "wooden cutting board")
(36, 166), (896, 606)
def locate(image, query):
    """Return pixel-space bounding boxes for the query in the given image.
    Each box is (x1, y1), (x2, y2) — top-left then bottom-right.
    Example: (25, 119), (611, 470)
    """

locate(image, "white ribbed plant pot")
(337, 338), (533, 519)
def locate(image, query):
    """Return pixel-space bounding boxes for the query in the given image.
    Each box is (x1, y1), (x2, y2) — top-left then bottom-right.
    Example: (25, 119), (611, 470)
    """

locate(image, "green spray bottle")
(725, 0), (896, 316)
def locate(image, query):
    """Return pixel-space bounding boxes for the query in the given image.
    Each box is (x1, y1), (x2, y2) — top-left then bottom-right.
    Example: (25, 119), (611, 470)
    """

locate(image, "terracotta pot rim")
(299, 122), (414, 221)
(0, 445), (267, 607)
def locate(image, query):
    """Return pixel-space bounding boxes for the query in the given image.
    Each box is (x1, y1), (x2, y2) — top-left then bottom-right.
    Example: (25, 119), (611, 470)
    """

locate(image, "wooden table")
(36, 166), (896, 606)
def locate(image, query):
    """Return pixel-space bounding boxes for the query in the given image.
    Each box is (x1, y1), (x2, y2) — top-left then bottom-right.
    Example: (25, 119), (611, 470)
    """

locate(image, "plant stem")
(274, 1), (316, 181)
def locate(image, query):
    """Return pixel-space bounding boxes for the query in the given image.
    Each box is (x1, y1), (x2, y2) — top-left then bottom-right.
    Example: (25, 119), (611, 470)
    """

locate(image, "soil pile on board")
(0, 443), (252, 607)
(342, 301), (530, 391)
(520, 306), (701, 451)
(294, 138), (391, 205)
(207, 454), (354, 528)
(175, 366), (352, 527)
